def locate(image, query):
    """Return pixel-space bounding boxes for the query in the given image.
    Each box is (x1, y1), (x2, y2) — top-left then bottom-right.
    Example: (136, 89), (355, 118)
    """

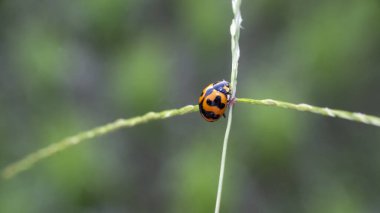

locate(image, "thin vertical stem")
(214, 105), (234, 213)
(215, 0), (242, 212)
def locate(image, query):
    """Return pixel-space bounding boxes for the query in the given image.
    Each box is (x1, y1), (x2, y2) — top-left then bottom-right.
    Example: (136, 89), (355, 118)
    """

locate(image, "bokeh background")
(1, 0), (380, 212)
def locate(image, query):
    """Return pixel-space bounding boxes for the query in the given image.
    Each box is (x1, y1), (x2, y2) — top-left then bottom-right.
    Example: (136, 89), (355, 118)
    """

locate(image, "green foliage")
(1, 0), (380, 212)
(110, 34), (171, 112)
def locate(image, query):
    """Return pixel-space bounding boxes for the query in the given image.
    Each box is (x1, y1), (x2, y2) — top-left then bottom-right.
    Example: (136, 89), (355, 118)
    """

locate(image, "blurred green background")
(1, 0), (380, 212)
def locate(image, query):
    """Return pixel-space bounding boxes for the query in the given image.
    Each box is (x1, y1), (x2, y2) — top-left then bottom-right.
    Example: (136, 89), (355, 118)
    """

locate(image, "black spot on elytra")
(202, 110), (220, 120)
(206, 95), (225, 109)
(199, 103), (220, 121)
(199, 97), (221, 121)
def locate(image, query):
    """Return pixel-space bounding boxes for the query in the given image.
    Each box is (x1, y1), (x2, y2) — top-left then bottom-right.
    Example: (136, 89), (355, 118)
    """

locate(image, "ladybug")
(198, 80), (231, 122)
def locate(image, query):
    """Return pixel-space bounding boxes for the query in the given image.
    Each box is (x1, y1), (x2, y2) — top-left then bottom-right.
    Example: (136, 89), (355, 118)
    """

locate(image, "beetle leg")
(228, 97), (236, 107)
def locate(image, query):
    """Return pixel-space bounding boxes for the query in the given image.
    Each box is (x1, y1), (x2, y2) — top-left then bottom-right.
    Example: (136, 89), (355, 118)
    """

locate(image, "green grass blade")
(2, 98), (379, 181)
(237, 98), (380, 127)
(1, 105), (197, 180)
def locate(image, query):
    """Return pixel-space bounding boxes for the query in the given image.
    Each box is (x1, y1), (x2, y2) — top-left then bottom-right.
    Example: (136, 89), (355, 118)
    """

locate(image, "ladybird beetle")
(198, 80), (231, 122)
